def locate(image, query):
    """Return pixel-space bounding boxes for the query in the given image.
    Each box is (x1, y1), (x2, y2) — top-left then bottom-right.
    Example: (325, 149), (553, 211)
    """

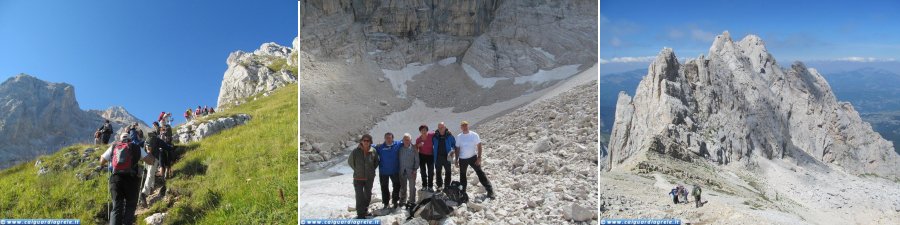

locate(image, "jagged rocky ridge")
(217, 37), (298, 109)
(299, 0), (597, 170)
(0, 74), (147, 169)
(607, 31), (900, 179)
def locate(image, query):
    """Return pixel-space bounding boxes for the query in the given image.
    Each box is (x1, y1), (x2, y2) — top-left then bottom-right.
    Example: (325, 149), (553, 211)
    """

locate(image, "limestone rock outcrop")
(0, 74), (147, 169)
(607, 31), (900, 179)
(176, 114), (251, 143)
(217, 40), (297, 109)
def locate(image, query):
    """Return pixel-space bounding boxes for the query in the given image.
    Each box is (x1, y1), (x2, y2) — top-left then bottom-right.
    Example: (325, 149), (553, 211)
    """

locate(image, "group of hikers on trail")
(669, 184), (703, 208)
(184, 105), (215, 122)
(349, 121), (496, 220)
(96, 114), (179, 225)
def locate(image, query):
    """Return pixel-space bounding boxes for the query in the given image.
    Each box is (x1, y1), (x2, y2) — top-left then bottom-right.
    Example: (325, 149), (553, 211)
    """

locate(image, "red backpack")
(111, 142), (139, 174)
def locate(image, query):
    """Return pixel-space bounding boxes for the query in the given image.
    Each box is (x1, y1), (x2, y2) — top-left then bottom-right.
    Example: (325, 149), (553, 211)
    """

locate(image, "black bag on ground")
(407, 192), (454, 221)
(443, 181), (468, 204)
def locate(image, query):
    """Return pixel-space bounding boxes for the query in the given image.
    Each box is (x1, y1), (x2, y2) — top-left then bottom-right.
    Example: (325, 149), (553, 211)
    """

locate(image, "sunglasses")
(362, 139), (372, 143)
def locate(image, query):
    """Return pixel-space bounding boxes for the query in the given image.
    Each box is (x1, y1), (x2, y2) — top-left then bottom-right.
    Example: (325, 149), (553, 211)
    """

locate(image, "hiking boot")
(487, 190), (496, 200)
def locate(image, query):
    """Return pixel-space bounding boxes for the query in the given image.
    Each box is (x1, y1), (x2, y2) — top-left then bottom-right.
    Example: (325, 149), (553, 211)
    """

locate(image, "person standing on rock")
(454, 121), (495, 199)
(432, 122), (455, 191)
(99, 132), (156, 225)
(416, 125), (435, 192)
(398, 133), (419, 208)
(348, 134), (378, 219)
(375, 132), (403, 209)
(195, 106), (202, 118)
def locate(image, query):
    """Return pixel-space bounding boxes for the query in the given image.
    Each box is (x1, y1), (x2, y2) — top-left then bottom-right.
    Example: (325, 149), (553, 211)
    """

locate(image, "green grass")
(266, 58), (298, 78)
(0, 144), (111, 224)
(0, 84), (298, 224)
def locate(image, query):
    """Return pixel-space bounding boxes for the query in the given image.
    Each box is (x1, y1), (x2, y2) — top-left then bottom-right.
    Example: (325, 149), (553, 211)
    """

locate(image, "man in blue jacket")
(432, 122), (455, 191)
(375, 132), (403, 209)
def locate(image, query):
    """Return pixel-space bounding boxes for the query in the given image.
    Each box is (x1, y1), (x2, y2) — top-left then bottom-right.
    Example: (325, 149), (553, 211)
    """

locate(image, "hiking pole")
(103, 162), (112, 222)
(107, 166), (111, 222)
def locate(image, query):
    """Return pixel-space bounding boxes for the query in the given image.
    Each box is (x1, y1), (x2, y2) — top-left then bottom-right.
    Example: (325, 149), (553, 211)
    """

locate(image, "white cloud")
(689, 27), (714, 42)
(610, 37), (622, 47)
(832, 57), (897, 62)
(667, 29), (684, 39)
(599, 56), (656, 64)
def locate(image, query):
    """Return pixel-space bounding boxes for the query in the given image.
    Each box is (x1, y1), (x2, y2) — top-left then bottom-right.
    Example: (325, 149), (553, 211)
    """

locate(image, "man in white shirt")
(454, 121), (495, 199)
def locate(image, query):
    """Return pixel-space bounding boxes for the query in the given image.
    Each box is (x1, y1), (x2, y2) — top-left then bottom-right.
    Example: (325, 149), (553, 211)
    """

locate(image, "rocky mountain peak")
(708, 31), (733, 54)
(607, 32), (900, 179)
(0, 74), (78, 108)
(0, 75), (146, 169)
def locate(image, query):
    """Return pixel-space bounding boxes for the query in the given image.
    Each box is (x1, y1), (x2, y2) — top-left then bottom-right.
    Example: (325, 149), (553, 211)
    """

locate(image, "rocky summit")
(217, 37), (298, 109)
(607, 31), (900, 179)
(0, 74), (147, 169)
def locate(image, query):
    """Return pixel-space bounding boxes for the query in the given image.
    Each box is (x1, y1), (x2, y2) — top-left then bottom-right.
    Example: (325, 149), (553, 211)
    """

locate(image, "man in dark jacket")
(375, 132), (402, 209)
(348, 134), (378, 219)
(101, 120), (114, 144)
(432, 122), (455, 191)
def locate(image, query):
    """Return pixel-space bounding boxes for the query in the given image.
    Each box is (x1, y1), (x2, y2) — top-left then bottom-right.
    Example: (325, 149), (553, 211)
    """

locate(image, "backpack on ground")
(443, 181), (468, 204)
(111, 142), (140, 175)
(411, 192), (453, 221)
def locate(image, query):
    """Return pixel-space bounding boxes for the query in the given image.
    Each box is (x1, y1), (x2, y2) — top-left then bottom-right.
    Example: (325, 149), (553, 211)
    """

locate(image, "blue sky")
(0, 1), (296, 125)
(601, 0), (900, 67)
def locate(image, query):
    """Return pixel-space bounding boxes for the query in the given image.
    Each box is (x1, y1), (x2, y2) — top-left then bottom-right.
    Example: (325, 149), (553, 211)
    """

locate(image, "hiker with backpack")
(95, 128), (103, 145)
(184, 109), (193, 122)
(128, 123), (144, 146)
(139, 124), (164, 207)
(398, 133), (420, 209)
(101, 120), (114, 144)
(416, 125), (435, 192)
(454, 121), (495, 199)
(195, 106), (202, 118)
(432, 122), (455, 192)
(375, 132), (403, 210)
(157, 112), (166, 125)
(98, 132), (157, 225)
(159, 124), (174, 178)
(348, 134), (378, 219)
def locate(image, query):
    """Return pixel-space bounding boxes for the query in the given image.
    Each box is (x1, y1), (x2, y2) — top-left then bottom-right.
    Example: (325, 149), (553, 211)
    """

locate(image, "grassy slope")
(0, 84), (298, 224)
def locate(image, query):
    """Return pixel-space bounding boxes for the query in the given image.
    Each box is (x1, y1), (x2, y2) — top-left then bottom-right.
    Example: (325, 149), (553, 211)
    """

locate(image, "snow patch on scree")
(381, 63), (432, 97)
